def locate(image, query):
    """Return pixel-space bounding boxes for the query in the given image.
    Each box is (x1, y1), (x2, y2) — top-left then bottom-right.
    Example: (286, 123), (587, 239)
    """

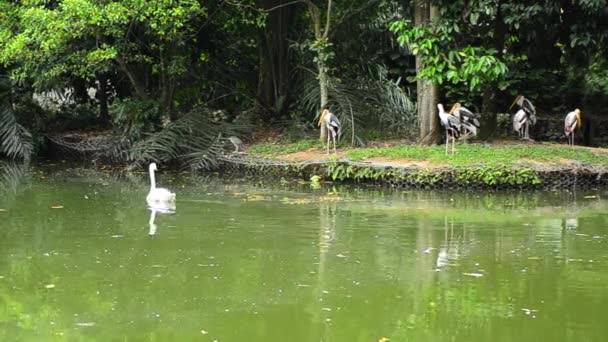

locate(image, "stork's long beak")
(577, 110), (582, 129)
(317, 110), (327, 127)
(509, 96), (521, 110)
(448, 103), (458, 115)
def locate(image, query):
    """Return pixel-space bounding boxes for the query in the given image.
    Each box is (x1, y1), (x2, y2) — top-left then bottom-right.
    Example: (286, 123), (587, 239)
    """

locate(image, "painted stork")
(509, 95), (537, 140)
(438, 104), (461, 155)
(449, 103), (480, 140)
(564, 109), (582, 146)
(318, 109), (341, 154)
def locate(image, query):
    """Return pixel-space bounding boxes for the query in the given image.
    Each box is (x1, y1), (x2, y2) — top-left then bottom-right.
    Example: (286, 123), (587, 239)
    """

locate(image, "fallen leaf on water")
(200, 330), (208, 335)
(45, 284), (56, 289)
(50, 205), (64, 209)
(463, 273), (484, 278)
(76, 322), (96, 327)
(379, 338), (389, 342)
(0, 209), (7, 212)
(584, 195), (597, 199)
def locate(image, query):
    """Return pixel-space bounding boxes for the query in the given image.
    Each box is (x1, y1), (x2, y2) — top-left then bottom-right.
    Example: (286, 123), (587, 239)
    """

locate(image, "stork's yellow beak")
(318, 109), (327, 127)
(509, 96), (521, 110)
(576, 109), (582, 129)
(448, 103), (459, 115)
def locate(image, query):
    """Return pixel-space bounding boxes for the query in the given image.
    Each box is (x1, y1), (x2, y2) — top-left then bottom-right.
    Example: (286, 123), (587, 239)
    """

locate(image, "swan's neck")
(149, 167), (156, 190)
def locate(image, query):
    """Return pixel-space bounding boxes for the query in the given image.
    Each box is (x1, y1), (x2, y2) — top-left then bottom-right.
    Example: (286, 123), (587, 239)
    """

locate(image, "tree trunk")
(479, 0), (506, 139)
(257, 0), (295, 121)
(117, 57), (148, 100)
(480, 88), (497, 139)
(415, 1), (440, 145)
(318, 56), (329, 141)
(304, 0), (332, 142)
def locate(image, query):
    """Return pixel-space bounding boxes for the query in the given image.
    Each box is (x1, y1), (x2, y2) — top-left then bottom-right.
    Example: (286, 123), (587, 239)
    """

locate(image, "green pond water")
(1, 164), (608, 341)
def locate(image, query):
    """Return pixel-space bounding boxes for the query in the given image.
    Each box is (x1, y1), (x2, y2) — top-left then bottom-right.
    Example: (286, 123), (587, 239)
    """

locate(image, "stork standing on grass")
(564, 109), (582, 146)
(510, 95), (537, 140)
(318, 109), (341, 154)
(438, 104), (461, 155)
(449, 103), (480, 140)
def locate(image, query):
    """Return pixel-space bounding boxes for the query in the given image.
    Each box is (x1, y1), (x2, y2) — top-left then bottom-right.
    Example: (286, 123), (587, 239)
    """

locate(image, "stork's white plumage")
(318, 109), (341, 154)
(564, 109), (582, 146)
(438, 104), (461, 155)
(510, 95), (536, 140)
(512, 109), (527, 138)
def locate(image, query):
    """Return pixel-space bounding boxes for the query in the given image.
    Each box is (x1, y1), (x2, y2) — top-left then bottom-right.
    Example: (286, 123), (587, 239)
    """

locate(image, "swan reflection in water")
(148, 202), (176, 237)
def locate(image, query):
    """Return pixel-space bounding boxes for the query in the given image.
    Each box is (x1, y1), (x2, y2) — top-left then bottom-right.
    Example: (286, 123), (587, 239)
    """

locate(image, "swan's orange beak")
(318, 109), (328, 127)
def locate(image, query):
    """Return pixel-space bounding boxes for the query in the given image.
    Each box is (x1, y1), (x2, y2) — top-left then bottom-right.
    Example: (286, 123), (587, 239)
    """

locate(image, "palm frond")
(296, 64), (416, 145)
(107, 106), (252, 170)
(0, 105), (34, 161)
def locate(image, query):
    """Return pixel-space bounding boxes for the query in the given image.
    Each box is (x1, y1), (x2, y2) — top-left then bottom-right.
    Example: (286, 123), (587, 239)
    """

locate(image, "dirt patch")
(278, 148), (349, 162)
(363, 157), (447, 168)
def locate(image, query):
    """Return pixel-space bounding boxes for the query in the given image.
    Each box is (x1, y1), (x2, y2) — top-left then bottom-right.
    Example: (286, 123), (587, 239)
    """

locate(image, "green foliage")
(389, 19), (508, 93)
(0, 0), (206, 90)
(110, 98), (162, 135)
(0, 107), (33, 161)
(297, 65), (416, 144)
(249, 139), (322, 156)
(455, 166), (541, 186)
(106, 106), (251, 170)
(325, 161), (541, 187)
(346, 144), (608, 167)
(582, 54), (608, 97)
(0, 76), (33, 160)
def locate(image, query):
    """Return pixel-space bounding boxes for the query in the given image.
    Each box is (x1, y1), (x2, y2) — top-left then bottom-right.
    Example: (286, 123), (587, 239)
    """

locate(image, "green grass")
(346, 144), (608, 167)
(249, 139), (322, 155)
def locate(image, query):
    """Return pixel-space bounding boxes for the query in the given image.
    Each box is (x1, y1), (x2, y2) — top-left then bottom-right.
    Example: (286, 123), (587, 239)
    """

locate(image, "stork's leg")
(332, 132), (337, 154)
(445, 131), (449, 156)
(571, 133), (574, 146)
(573, 131), (576, 146)
(326, 131), (330, 155)
(452, 135), (455, 155)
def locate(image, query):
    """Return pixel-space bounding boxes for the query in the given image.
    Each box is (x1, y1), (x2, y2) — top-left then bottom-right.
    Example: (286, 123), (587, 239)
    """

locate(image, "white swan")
(146, 163), (176, 205)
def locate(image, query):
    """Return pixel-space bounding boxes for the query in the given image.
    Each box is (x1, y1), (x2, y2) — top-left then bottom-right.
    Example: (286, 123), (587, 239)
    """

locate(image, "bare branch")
(264, 0), (305, 12)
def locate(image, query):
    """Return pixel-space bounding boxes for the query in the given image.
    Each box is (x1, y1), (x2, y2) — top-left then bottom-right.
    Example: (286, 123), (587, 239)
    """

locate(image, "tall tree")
(302, 0), (333, 140)
(414, 1), (440, 145)
(0, 0), (206, 121)
(257, 0), (298, 119)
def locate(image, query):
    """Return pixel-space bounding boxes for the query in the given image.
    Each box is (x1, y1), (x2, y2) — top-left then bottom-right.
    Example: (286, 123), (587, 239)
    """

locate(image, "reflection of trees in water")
(309, 201), (337, 341)
(0, 161), (30, 199)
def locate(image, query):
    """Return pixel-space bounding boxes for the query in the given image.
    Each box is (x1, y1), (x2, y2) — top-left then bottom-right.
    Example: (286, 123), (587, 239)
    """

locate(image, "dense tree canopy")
(1, 0), (607, 164)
